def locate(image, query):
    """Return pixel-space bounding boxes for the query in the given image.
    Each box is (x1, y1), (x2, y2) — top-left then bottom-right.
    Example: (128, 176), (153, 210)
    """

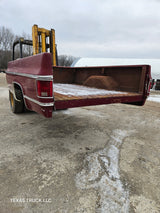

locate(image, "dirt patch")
(0, 73), (160, 212)
(0, 73), (7, 87)
(119, 100), (160, 213)
(83, 75), (119, 90)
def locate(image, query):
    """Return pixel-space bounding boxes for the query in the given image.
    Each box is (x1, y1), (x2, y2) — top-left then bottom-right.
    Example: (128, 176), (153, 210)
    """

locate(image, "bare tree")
(58, 55), (76, 66)
(0, 26), (15, 68)
(22, 32), (32, 56)
(0, 27), (33, 68)
(0, 26), (14, 51)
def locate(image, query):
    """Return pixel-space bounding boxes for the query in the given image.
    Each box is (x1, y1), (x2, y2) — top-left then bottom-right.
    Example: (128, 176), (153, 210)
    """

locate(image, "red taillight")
(37, 81), (53, 97)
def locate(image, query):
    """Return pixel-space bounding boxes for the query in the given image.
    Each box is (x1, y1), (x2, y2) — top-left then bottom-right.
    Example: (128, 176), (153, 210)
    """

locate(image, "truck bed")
(52, 65), (150, 110)
(53, 83), (142, 109)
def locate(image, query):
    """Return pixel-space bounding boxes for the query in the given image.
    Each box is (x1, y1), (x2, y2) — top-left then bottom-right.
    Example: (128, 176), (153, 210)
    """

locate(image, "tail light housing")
(37, 80), (53, 97)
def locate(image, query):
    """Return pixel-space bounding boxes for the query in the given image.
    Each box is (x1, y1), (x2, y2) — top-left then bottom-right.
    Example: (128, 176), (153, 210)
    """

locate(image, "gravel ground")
(0, 73), (160, 213)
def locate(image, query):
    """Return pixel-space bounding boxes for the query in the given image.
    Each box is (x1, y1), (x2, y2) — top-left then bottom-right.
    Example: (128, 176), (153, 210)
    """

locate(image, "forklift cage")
(12, 25), (58, 66)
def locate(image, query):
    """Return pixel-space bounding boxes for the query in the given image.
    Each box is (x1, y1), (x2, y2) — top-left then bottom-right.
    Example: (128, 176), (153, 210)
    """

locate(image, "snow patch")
(75, 129), (134, 213)
(53, 83), (127, 97)
(147, 94), (160, 103)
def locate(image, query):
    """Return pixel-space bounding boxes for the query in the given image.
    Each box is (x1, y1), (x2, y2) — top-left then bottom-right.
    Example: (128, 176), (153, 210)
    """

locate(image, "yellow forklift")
(12, 24), (58, 66)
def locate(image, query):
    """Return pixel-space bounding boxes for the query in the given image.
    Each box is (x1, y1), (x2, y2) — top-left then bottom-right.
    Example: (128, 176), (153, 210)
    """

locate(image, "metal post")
(41, 32), (46, 53)
(19, 38), (23, 58)
(32, 25), (39, 55)
(51, 29), (56, 66)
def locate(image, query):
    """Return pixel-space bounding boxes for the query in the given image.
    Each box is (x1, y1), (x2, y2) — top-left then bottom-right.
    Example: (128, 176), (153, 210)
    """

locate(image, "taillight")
(37, 81), (53, 97)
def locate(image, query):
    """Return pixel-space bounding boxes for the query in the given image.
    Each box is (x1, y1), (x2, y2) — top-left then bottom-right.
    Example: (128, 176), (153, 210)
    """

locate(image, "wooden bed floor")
(53, 83), (140, 101)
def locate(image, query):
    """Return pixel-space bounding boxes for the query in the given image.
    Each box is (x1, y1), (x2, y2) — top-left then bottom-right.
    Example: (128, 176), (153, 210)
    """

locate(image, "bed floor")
(53, 83), (140, 101)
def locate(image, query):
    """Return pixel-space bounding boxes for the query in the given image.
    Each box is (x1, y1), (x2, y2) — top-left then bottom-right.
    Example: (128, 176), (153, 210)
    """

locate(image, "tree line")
(0, 26), (76, 69)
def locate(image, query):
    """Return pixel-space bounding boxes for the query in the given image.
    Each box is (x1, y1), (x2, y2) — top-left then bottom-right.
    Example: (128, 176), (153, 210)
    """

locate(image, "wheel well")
(14, 83), (22, 92)
(13, 83), (25, 103)
(12, 83), (28, 111)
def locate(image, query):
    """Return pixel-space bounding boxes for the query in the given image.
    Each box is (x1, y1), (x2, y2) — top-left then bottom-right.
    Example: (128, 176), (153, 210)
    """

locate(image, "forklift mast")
(12, 24), (57, 66)
(32, 24), (57, 66)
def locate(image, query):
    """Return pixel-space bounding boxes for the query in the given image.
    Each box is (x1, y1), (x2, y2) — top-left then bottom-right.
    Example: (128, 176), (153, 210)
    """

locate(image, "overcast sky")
(1, 0), (160, 58)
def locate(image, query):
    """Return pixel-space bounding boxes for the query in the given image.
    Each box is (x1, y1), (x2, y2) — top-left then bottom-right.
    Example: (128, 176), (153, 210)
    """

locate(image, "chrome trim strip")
(6, 71), (53, 81)
(37, 95), (54, 99)
(37, 76), (53, 81)
(24, 95), (54, 107)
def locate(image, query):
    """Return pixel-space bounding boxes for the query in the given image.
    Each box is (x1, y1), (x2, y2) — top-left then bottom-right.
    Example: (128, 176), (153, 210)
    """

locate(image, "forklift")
(12, 24), (58, 66)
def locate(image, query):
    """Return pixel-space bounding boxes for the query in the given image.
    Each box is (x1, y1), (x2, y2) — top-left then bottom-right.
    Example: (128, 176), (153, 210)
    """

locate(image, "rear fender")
(6, 53), (54, 118)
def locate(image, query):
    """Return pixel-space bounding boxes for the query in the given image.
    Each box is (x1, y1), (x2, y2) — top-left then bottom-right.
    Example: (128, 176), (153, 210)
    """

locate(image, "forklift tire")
(9, 89), (24, 113)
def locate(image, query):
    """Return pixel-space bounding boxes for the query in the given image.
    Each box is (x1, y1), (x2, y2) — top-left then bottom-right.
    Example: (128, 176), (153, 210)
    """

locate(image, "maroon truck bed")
(6, 53), (151, 118)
